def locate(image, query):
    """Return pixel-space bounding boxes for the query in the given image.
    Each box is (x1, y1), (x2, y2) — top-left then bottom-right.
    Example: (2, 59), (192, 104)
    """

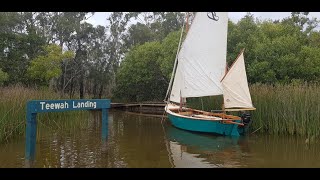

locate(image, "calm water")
(1, 110), (320, 168)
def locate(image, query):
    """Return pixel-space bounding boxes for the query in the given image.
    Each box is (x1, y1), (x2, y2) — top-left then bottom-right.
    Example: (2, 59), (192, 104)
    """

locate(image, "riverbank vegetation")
(187, 83), (320, 138)
(0, 12), (320, 141)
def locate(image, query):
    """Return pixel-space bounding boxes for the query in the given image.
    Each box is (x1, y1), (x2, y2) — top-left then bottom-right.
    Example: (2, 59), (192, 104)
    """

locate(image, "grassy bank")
(0, 85), (92, 143)
(188, 83), (320, 138)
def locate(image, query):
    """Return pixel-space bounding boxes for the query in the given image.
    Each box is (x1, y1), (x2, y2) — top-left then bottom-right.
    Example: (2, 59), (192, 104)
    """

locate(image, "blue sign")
(27, 99), (110, 113)
(25, 99), (111, 162)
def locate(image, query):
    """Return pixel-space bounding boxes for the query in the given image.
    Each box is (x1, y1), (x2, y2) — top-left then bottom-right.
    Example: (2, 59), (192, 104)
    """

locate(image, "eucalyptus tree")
(27, 44), (74, 86)
(0, 12), (46, 85)
(123, 12), (185, 49)
(48, 12), (94, 98)
(86, 25), (109, 98)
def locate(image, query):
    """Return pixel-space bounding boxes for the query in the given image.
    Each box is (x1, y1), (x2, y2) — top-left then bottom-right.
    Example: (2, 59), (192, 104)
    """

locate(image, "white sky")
(86, 12), (320, 27)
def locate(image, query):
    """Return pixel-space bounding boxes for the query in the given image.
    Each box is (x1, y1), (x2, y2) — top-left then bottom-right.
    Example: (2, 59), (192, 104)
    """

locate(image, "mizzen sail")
(221, 50), (254, 109)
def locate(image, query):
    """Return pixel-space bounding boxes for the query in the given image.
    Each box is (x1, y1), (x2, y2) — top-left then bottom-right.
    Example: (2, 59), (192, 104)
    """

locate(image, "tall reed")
(0, 85), (91, 143)
(250, 83), (320, 138)
(187, 83), (320, 138)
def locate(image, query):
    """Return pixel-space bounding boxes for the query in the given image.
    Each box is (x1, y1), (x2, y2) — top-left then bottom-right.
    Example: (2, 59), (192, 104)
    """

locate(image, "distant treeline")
(0, 12), (319, 102)
(114, 12), (320, 102)
(0, 12), (185, 99)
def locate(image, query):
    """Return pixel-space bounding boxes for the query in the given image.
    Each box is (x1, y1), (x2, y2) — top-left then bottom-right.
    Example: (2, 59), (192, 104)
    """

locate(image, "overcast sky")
(86, 12), (320, 27)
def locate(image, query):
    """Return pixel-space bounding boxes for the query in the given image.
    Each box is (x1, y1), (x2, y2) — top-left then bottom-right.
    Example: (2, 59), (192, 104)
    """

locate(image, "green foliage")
(114, 42), (166, 102)
(114, 29), (183, 102)
(159, 30), (181, 79)
(27, 44), (74, 85)
(1, 11), (320, 99)
(0, 12), (47, 85)
(123, 12), (184, 50)
(228, 12), (320, 84)
(0, 68), (8, 85)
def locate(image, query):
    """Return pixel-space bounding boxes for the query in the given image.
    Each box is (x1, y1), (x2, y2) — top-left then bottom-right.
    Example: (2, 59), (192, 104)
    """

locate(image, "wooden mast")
(221, 57), (229, 116)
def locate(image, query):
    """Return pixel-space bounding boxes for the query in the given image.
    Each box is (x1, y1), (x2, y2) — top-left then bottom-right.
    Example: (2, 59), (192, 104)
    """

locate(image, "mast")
(179, 12), (190, 111)
(186, 12), (189, 33)
(164, 13), (186, 103)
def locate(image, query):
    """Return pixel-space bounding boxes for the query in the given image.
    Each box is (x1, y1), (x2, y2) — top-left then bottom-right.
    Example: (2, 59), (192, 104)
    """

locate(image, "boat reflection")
(165, 125), (251, 168)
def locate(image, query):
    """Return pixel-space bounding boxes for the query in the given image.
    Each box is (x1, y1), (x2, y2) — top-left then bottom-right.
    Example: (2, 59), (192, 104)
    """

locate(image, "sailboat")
(164, 12), (255, 137)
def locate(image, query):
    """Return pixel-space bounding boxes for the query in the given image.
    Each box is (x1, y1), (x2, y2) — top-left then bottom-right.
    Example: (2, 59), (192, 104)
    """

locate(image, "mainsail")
(169, 12), (229, 103)
(169, 64), (184, 103)
(221, 50), (254, 109)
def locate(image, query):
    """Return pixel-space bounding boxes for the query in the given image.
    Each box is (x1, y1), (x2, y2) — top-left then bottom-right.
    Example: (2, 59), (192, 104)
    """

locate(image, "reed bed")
(250, 83), (320, 138)
(0, 85), (92, 143)
(187, 83), (320, 139)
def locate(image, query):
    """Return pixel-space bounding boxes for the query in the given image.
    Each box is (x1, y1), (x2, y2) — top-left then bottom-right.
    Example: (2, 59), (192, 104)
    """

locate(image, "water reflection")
(164, 125), (250, 168)
(1, 110), (320, 167)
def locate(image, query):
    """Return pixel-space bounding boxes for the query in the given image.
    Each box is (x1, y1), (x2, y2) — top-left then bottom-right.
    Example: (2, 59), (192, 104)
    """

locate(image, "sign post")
(25, 99), (111, 160)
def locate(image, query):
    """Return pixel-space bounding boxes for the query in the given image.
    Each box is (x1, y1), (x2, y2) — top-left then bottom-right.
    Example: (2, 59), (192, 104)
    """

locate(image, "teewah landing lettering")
(39, 101), (97, 110)
(27, 99), (110, 113)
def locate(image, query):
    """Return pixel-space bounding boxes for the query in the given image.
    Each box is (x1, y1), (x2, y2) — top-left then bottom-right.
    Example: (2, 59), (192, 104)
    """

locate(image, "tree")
(158, 30), (181, 80)
(123, 12), (185, 50)
(27, 44), (74, 86)
(0, 12), (46, 85)
(114, 42), (165, 102)
(86, 25), (110, 99)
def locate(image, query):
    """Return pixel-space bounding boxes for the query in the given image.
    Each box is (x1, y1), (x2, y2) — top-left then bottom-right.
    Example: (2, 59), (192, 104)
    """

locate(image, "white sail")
(177, 12), (228, 98)
(221, 51), (254, 109)
(169, 141), (216, 168)
(170, 63), (184, 103)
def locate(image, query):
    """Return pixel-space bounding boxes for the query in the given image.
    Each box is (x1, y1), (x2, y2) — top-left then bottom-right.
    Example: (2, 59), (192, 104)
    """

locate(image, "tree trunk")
(92, 80), (98, 99)
(98, 84), (104, 99)
(59, 36), (65, 94)
(79, 71), (84, 99)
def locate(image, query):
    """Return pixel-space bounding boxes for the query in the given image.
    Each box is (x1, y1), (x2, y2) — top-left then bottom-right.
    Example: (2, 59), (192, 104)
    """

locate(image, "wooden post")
(101, 108), (108, 141)
(25, 106), (37, 160)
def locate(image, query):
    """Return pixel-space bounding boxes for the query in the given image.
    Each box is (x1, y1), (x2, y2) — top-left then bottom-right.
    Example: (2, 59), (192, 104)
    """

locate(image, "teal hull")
(166, 125), (240, 152)
(167, 113), (247, 137)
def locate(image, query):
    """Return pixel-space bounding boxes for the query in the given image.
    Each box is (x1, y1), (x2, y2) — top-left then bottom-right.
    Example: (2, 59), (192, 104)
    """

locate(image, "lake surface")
(1, 110), (320, 168)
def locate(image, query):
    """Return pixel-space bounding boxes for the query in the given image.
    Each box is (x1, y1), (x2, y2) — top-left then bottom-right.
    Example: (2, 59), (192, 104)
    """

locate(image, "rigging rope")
(163, 14), (186, 103)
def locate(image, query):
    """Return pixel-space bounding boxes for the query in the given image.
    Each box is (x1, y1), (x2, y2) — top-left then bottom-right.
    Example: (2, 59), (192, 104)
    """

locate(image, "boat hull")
(167, 112), (247, 137)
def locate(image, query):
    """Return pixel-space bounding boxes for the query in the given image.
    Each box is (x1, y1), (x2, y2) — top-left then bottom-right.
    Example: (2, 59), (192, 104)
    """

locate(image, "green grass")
(187, 83), (320, 139)
(0, 85), (95, 143)
(250, 83), (320, 138)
